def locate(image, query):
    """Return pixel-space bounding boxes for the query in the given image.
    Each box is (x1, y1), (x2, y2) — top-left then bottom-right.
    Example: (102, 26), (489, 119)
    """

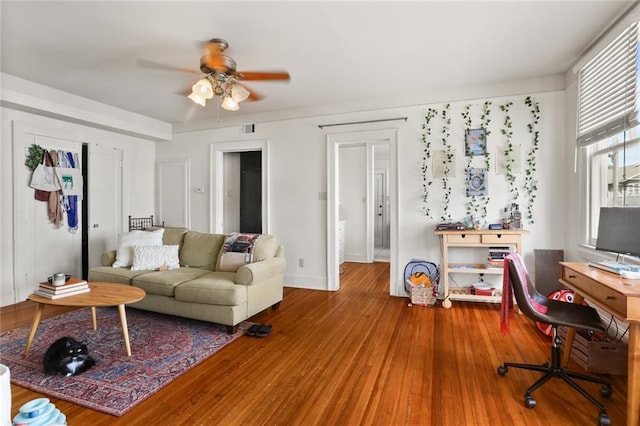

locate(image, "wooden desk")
(560, 262), (640, 426)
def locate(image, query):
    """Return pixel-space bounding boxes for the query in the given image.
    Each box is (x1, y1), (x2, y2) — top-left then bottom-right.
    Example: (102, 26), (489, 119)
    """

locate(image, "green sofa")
(88, 227), (285, 332)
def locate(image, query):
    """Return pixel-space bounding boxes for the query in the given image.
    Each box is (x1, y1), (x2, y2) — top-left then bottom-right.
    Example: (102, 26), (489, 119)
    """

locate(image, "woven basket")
(410, 285), (436, 307)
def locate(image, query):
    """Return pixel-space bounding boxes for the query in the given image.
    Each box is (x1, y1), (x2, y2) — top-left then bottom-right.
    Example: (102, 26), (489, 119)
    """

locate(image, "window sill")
(577, 244), (640, 266)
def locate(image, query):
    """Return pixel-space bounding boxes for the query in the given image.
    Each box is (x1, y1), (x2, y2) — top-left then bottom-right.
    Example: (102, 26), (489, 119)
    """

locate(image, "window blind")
(577, 21), (639, 147)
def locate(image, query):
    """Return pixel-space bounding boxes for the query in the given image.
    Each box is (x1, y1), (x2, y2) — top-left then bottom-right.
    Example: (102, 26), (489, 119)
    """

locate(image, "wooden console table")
(435, 229), (529, 308)
(560, 262), (640, 426)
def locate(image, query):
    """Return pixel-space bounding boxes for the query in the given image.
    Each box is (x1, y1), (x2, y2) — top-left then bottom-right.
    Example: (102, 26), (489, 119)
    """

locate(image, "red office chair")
(497, 255), (612, 426)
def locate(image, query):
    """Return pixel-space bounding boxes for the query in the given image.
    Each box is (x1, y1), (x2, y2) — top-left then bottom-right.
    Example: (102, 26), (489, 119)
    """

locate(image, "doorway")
(210, 140), (269, 234)
(222, 151), (262, 233)
(327, 129), (398, 295)
(374, 144), (390, 262)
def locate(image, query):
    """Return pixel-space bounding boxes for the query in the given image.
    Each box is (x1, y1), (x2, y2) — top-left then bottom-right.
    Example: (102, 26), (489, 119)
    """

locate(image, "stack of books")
(34, 277), (90, 299)
(487, 246), (510, 269)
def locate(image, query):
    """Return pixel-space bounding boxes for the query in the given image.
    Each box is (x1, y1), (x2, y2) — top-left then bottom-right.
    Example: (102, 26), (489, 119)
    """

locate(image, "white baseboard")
(283, 273), (329, 291)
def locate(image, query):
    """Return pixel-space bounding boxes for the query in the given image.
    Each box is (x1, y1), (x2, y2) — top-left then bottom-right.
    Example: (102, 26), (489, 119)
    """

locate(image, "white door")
(88, 144), (123, 268)
(374, 171), (385, 248)
(157, 159), (189, 228)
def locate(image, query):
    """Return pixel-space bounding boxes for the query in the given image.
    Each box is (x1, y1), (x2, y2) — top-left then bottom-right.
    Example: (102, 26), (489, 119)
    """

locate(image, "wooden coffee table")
(25, 282), (146, 356)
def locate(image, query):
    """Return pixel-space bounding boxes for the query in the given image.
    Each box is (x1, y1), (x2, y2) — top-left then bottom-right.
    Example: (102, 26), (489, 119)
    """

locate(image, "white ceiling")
(0, 1), (635, 130)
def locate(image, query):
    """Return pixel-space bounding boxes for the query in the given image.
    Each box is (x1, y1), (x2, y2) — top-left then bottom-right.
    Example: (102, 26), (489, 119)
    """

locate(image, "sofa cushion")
(175, 272), (246, 306)
(88, 266), (149, 285)
(253, 235), (279, 261)
(131, 268), (210, 296)
(112, 229), (164, 268)
(147, 226), (189, 246)
(180, 232), (225, 270)
(131, 245), (180, 271)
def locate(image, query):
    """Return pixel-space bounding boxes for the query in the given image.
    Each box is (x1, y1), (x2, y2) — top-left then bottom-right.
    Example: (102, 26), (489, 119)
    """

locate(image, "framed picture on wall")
(465, 128), (487, 156)
(466, 168), (488, 196)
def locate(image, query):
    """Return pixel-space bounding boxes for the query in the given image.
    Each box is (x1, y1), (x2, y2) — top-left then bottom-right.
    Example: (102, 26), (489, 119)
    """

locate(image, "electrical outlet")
(298, 258), (304, 268)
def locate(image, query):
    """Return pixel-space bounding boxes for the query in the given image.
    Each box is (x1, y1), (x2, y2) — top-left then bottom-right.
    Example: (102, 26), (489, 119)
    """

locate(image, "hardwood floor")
(1, 262), (629, 425)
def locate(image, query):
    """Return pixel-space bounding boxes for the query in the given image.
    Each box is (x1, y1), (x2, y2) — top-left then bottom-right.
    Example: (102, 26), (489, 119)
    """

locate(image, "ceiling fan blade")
(136, 58), (200, 75)
(235, 70), (290, 81)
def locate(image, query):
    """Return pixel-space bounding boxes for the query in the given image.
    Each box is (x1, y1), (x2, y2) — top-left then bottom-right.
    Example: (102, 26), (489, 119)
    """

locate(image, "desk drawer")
(592, 286), (626, 317)
(562, 269), (593, 294)
(446, 234), (481, 244)
(481, 234), (520, 244)
(562, 267), (628, 317)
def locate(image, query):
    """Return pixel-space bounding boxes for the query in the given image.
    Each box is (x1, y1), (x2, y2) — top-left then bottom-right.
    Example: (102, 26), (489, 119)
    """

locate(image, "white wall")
(1, 80), (162, 305)
(1, 74), (569, 301)
(159, 87), (567, 291)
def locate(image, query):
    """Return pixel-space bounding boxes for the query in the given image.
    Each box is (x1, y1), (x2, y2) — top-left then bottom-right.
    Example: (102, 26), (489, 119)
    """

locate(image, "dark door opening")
(240, 151), (262, 233)
(81, 143), (88, 280)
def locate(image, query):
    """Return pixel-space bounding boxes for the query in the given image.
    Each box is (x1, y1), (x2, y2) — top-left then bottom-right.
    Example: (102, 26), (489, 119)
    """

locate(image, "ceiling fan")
(140, 38), (290, 111)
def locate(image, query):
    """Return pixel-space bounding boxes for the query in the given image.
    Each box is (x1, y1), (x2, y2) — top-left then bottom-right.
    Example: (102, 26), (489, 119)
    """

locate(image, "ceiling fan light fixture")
(231, 83), (250, 102)
(220, 96), (239, 111)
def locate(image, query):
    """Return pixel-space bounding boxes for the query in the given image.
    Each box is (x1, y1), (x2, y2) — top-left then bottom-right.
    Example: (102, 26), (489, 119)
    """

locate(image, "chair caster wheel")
(599, 412), (611, 426)
(524, 395), (536, 409)
(600, 385), (613, 398)
(497, 365), (508, 376)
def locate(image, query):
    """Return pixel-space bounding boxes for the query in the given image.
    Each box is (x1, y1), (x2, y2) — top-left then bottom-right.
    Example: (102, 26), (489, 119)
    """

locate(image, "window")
(578, 21), (640, 245)
(587, 129), (640, 244)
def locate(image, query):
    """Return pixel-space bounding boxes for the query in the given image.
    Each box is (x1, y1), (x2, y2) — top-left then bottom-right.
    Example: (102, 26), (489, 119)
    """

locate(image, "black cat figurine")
(43, 337), (96, 376)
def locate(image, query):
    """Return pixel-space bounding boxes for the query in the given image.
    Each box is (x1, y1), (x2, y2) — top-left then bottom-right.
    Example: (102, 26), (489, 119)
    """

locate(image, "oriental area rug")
(0, 307), (252, 416)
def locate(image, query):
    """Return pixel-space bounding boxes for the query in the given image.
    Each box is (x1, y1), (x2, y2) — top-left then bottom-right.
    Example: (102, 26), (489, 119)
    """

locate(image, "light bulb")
(220, 96), (239, 111)
(192, 78), (213, 99)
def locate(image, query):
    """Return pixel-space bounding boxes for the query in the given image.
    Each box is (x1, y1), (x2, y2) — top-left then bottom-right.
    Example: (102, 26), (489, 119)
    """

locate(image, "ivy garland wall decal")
(421, 108), (438, 217)
(419, 97), (540, 226)
(439, 104), (453, 222)
(461, 105), (478, 219)
(462, 102), (493, 224)
(524, 96), (541, 223)
(500, 101), (520, 204)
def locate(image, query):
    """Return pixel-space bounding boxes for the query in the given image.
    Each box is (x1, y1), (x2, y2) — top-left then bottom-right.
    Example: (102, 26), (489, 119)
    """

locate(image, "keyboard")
(588, 260), (640, 275)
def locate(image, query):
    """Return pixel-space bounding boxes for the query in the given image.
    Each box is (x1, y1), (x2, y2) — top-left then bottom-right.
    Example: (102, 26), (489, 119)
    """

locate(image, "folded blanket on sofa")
(218, 233), (260, 272)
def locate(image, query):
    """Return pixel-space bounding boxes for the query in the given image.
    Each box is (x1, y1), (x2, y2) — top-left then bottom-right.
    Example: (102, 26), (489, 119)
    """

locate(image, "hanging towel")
(46, 150), (63, 227)
(500, 253), (548, 334)
(64, 151), (78, 233)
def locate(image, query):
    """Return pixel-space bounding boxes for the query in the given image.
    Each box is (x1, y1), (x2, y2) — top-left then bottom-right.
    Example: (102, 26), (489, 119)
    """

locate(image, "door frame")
(209, 140), (269, 234)
(327, 129), (398, 294)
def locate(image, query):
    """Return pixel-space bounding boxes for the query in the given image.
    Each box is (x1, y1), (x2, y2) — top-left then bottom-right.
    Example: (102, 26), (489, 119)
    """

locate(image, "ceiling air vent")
(240, 123), (256, 135)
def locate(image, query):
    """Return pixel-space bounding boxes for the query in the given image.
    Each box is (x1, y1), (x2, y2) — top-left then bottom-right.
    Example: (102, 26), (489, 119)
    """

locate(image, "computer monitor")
(595, 207), (640, 259)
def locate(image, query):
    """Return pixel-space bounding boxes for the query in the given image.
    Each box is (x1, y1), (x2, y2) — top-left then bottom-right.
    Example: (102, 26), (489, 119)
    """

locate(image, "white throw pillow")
(131, 245), (180, 271)
(112, 229), (165, 268)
